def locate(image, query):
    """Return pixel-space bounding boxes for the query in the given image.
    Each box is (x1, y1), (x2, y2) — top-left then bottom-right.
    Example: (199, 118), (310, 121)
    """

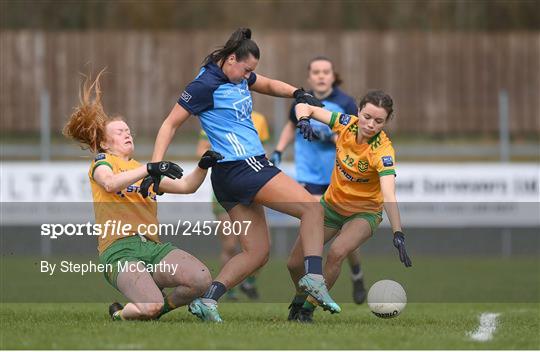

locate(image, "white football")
(367, 280), (407, 318)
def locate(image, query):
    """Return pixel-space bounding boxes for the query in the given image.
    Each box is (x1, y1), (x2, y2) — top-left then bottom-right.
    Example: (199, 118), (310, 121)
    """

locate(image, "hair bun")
(240, 28), (252, 40)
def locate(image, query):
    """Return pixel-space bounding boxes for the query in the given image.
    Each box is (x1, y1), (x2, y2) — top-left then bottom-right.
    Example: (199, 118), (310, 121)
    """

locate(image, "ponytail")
(203, 28), (260, 66)
(63, 69), (111, 153)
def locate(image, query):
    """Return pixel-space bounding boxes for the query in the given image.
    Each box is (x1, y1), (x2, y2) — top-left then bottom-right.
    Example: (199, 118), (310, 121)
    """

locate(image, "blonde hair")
(63, 69), (121, 153)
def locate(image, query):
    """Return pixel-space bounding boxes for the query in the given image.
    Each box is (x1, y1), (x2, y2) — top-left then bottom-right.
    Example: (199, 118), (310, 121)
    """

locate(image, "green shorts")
(320, 197), (383, 234)
(99, 235), (177, 289)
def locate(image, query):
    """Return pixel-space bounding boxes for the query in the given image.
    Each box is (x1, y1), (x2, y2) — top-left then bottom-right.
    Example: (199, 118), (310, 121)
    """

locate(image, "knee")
(139, 302), (163, 319)
(327, 247), (349, 266)
(254, 250), (269, 269)
(222, 242), (237, 257)
(248, 246), (269, 270)
(190, 268), (212, 295)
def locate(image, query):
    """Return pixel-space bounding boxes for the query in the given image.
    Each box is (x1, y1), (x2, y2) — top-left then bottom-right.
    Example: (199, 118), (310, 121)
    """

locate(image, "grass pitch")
(1, 303), (539, 349)
(1, 256), (539, 349)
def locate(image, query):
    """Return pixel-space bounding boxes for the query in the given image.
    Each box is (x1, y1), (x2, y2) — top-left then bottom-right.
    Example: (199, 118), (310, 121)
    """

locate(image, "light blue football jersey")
(178, 62), (265, 162)
(288, 87), (357, 185)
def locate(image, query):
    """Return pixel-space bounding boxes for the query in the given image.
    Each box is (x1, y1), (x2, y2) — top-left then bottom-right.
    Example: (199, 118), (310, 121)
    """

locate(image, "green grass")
(1, 256), (539, 349)
(1, 303), (538, 349)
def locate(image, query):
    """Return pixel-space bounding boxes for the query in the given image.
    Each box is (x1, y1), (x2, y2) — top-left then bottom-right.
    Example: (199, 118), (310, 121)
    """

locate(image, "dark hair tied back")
(358, 90), (394, 120)
(204, 28), (260, 67)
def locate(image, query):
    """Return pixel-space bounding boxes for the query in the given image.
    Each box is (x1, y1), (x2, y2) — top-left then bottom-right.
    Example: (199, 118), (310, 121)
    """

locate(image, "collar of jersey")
(309, 87), (340, 102)
(368, 131), (381, 145)
(205, 62), (235, 84)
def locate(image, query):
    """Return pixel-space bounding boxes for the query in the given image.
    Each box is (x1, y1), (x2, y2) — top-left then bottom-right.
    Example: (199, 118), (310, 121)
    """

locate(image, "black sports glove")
(198, 150), (224, 169)
(393, 231), (412, 267)
(296, 118), (314, 142)
(140, 175), (163, 198)
(293, 88), (324, 107)
(147, 161), (183, 179)
(140, 161), (184, 198)
(269, 150), (282, 167)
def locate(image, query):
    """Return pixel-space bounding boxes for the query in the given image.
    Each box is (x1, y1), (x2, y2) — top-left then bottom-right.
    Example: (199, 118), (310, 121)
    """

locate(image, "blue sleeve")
(177, 80), (214, 115)
(288, 102), (297, 124)
(345, 97), (358, 115)
(247, 72), (257, 86)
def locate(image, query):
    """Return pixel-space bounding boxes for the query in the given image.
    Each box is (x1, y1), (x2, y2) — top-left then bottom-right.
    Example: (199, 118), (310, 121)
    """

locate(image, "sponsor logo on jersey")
(181, 91), (192, 103)
(382, 156), (394, 167)
(94, 153), (106, 161)
(233, 95), (252, 121)
(339, 114), (351, 125)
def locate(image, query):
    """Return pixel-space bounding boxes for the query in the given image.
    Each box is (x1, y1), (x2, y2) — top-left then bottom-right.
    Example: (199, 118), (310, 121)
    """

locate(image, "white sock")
(351, 270), (364, 281)
(307, 273), (324, 281)
(201, 298), (217, 306)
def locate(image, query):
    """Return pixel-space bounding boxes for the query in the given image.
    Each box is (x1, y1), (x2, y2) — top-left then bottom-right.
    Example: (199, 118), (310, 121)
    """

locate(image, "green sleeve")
(91, 161), (113, 179)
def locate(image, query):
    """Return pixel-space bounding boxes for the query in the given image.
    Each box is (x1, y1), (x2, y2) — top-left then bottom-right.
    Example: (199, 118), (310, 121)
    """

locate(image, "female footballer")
(148, 28), (340, 322)
(286, 90), (412, 322)
(196, 110), (270, 301)
(269, 56), (368, 312)
(63, 70), (222, 321)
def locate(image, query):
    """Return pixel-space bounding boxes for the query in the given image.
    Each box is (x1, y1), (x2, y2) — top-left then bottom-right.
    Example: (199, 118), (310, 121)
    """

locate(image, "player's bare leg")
(214, 203), (270, 288)
(254, 172), (324, 257)
(190, 203), (269, 322)
(113, 261), (165, 320)
(152, 249), (212, 317)
(324, 218), (372, 289)
(255, 173), (340, 313)
(286, 226), (338, 321)
(217, 212), (242, 300)
(347, 248), (367, 304)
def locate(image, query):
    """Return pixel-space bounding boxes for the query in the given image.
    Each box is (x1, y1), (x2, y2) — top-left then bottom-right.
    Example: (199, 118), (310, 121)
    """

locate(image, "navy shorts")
(211, 154), (281, 211)
(300, 182), (329, 196)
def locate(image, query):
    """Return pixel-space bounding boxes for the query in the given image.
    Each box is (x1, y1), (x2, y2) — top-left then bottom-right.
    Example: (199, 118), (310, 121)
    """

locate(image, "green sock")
(246, 276), (256, 285)
(292, 294), (307, 305)
(157, 297), (176, 318)
(112, 310), (124, 321)
(302, 300), (316, 311)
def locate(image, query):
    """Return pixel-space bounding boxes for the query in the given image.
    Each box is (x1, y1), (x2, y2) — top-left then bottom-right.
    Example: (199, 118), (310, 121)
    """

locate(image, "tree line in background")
(2, 0), (539, 31)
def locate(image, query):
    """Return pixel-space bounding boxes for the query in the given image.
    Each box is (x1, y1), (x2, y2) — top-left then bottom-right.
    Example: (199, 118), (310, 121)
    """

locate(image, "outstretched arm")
(380, 175), (402, 233)
(250, 74), (296, 97)
(381, 175), (412, 267)
(295, 103), (333, 125)
(152, 103), (191, 162)
(93, 165), (147, 193)
(158, 167), (207, 194)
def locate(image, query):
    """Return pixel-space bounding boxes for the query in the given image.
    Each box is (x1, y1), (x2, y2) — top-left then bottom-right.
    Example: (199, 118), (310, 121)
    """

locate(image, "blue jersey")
(288, 87), (357, 185)
(178, 62), (264, 162)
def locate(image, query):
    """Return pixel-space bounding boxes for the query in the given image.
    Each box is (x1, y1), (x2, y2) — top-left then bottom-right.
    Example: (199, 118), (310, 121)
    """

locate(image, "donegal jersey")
(88, 153), (159, 254)
(178, 62), (264, 162)
(199, 110), (270, 144)
(323, 112), (396, 216)
(288, 88), (357, 185)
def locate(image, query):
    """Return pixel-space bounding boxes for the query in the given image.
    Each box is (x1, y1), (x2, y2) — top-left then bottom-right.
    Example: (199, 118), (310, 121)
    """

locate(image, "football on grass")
(367, 280), (407, 318)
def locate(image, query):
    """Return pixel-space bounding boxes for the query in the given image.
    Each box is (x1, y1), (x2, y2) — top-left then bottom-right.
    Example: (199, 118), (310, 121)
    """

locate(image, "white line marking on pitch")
(468, 312), (500, 342)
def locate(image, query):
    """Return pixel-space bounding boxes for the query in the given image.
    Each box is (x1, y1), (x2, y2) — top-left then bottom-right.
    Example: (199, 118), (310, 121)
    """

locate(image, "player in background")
(286, 90), (412, 322)
(149, 27), (340, 322)
(63, 70), (223, 321)
(196, 111), (270, 300)
(269, 57), (368, 313)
